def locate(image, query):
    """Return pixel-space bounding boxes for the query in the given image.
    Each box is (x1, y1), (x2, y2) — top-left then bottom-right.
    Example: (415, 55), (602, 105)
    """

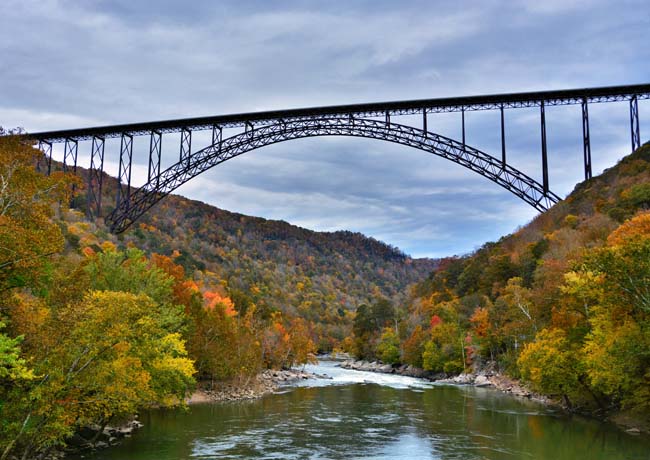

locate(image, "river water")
(75, 360), (650, 459)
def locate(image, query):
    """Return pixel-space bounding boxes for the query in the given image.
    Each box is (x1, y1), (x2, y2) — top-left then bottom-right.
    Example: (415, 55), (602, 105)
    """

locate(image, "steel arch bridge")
(24, 83), (650, 233)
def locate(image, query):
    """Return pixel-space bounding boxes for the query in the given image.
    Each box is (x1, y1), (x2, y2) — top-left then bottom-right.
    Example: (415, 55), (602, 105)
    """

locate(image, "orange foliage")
(203, 291), (237, 317)
(607, 211), (650, 246)
(150, 253), (199, 307)
(470, 307), (490, 339)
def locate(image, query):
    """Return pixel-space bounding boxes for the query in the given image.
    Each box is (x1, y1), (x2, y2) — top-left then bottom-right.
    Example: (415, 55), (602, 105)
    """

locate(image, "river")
(73, 360), (650, 459)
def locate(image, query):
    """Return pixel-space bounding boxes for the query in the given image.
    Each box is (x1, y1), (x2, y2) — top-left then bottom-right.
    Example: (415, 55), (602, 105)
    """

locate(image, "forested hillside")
(65, 168), (436, 351)
(353, 142), (650, 423)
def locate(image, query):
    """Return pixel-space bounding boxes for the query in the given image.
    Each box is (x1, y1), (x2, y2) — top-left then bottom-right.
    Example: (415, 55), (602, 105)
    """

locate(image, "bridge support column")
(461, 108), (466, 148)
(540, 101), (549, 194)
(422, 110), (427, 137)
(179, 128), (192, 166)
(630, 95), (641, 152)
(148, 130), (162, 185)
(500, 105), (506, 166)
(63, 138), (78, 174)
(582, 99), (592, 180)
(212, 125), (222, 145)
(87, 136), (105, 219)
(116, 133), (133, 212)
(212, 125), (223, 157)
(37, 140), (52, 175)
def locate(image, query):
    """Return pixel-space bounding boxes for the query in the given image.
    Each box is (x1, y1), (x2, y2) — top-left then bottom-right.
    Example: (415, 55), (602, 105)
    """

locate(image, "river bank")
(338, 358), (649, 435)
(188, 368), (325, 404)
(339, 359), (546, 400)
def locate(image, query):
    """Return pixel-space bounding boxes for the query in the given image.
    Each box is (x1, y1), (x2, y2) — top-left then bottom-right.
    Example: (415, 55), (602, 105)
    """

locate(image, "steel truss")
(107, 117), (561, 233)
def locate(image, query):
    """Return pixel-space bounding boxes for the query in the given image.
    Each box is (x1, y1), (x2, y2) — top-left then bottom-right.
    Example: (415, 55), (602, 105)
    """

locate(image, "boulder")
(379, 364), (393, 373)
(452, 373), (475, 384)
(474, 375), (492, 387)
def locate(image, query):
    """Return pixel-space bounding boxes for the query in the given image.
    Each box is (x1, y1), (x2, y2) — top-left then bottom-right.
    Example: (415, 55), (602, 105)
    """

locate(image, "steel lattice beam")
(107, 117), (561, 233)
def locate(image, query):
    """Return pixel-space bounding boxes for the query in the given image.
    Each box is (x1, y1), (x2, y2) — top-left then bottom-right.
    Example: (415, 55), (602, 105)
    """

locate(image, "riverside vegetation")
(1, 129), (649, 458)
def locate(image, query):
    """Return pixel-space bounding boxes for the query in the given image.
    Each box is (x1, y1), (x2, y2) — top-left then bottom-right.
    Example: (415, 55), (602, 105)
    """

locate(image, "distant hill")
(62, 165), (437, 350)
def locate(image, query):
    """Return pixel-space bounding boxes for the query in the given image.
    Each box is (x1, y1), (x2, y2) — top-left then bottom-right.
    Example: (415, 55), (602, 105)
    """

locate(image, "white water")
(292, 360), (436, 390)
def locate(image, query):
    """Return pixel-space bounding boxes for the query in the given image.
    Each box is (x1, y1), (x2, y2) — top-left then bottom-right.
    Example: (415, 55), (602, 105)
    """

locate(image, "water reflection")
(73, 361), (650, 460)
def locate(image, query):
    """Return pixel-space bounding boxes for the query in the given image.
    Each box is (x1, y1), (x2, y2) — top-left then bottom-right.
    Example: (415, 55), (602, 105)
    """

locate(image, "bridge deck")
(28, 83), (650, 142)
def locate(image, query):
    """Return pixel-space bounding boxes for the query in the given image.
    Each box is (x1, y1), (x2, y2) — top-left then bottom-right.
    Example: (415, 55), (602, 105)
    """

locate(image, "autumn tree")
(376, 327), (400, 364)
(517, 328), (585, 409)
(0, 133), (76, 291)
(286, 317), (317, 368)
(1, 291), (195, 459)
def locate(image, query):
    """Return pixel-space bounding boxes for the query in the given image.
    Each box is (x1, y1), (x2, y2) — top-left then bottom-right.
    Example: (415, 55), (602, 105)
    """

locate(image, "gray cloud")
(1, 0), (648, 257)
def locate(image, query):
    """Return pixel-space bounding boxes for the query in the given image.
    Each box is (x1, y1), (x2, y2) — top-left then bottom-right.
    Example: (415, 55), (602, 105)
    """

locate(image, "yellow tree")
(2, 291), (195, 459)
(0, 133), (76, 291)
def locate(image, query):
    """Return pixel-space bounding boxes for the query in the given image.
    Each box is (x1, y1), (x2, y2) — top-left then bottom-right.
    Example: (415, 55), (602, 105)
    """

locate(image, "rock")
(452, 373), (475, 384)
(94, 441), (108, 449)
(474, 375), (492, 387)
(626, 427), (641, 435)
(66, 433), (91, 448)
(379, 364), (393, 373)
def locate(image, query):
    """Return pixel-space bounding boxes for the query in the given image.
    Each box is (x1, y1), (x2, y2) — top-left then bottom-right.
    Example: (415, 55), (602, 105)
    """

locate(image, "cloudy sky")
(1, 0), (649, 258)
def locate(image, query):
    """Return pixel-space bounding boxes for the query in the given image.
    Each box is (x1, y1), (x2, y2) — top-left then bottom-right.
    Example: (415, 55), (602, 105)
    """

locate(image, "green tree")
(376, 328), (400, 364)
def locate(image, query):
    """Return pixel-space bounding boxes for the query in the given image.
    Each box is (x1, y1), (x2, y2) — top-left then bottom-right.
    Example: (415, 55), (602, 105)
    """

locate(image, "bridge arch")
(107, 117), (561, 233)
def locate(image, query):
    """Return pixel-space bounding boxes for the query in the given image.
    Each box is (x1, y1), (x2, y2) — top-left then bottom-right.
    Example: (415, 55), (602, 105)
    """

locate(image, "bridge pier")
(116, 133), (133, 213)
(461, 108), (466, 149)
(630, 95), (641, 152)
(148, 130), (162, 185)
(581, 99), (592, 180)
(63, 138), (78, 174)
(87, 136), (105, 219)
(500, 105), (506, 166)
(540, 101), (549, 194)
(422, 110), (427, 137)
(180, 127), (192, 166)
(37, 140), (52, 175)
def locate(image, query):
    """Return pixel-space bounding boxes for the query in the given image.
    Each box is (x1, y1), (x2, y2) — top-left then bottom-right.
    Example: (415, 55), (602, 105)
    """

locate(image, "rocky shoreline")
(339, 359), (549, 402)
(188, 368), (327, 404)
